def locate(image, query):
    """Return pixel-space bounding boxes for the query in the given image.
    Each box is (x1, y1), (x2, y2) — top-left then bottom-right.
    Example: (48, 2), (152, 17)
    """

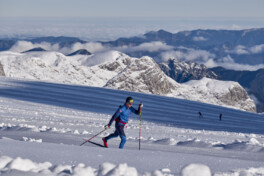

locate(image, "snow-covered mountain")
(159, 59), (264, 113)
(0, 50), (256, 112)
(210, 67), (264, 113)
(183, 78), (255, 112)
(104, 56), (255, 112)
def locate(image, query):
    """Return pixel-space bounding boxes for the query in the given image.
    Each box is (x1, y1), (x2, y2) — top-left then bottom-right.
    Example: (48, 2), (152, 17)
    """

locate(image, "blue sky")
(1, 0), (264, 18)
(0, 0), (264, 40)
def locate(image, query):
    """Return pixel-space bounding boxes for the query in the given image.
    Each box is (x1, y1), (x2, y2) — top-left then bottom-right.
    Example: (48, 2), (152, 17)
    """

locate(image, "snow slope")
(0, 50), (256, 112)
(0, 76), (264, 176)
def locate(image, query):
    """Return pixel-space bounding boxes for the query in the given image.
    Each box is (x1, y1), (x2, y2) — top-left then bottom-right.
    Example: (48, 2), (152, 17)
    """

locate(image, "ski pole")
(139, 102), (142, 150)
(80, 128), (108, 146)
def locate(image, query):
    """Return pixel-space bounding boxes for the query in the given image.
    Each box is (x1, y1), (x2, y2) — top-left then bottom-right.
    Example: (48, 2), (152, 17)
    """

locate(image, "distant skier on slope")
(198, 111), (203, 118)
(103, 97), (143, 149)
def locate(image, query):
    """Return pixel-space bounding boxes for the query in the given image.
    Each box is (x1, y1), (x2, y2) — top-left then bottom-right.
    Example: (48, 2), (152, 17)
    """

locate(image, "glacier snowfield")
(0, 76), (264, 176)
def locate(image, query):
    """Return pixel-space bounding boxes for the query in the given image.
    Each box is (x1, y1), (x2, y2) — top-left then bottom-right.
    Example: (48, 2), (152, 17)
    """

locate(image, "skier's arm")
(132, 103), (143, 115)
(108, 108), (121, 126)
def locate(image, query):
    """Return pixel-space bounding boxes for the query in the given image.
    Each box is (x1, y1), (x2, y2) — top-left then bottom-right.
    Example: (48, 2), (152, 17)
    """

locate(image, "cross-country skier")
(103, 97), (143, 149)
(219, 113), (222, 121)
(198, 111), (203, 118)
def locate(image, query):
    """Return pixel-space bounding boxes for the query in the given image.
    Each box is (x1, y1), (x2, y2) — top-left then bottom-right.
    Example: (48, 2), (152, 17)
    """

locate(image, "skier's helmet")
(126, 97), (133, 104)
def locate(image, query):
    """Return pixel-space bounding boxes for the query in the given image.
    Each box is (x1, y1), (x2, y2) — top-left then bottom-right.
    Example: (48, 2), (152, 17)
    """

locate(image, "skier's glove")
(139, 103), (143, 108)
(104, 124), (110, 129)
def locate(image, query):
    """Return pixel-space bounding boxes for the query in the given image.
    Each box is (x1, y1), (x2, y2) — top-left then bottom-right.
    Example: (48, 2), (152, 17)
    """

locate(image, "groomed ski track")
(0, 76), (263, 134)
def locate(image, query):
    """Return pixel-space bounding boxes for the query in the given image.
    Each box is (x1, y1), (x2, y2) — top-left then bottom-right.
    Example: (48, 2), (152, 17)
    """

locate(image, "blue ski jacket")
(108, 104), (140, 126)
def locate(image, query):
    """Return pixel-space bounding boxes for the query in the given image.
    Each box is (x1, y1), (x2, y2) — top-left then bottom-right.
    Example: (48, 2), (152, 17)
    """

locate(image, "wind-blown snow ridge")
(0, 156), (139, 176)
(1, 155), (264, 176)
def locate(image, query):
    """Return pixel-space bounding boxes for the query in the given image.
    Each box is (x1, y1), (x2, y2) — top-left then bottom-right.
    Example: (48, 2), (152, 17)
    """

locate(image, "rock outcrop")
(0, 62), (5, 76)
(159, 59), (219, 83)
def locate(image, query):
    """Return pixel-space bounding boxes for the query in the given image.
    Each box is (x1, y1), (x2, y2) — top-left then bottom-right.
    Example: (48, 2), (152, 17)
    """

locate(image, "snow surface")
(0, 76), (264, 175)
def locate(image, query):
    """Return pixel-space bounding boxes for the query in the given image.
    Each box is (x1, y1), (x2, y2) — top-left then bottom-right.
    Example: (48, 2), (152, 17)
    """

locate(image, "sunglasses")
(127, 100), (133, 105)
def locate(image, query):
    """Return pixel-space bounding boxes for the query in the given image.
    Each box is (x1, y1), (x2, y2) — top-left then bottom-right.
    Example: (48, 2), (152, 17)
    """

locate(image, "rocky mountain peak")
(159, 59), (219, 83)
(104, 56), (177, 95)
(0, 62), (5, 76)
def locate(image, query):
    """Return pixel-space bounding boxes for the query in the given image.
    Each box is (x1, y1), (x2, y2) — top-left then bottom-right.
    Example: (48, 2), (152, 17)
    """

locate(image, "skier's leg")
(105, 129), (118, 141)
(103, 129), (118, 147)
(115, 123), (126, 149)
(119, 135), (126, 149)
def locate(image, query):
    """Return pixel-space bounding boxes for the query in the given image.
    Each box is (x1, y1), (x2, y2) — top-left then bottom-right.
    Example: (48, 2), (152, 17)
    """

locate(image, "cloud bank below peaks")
(160, 48), (215, 63)
(204, 55), (264, 71)
(226, 44), (264, 55)
(115, 41), (173, 53)
(9, 41), (60, 53)
(9, 41), (107, 55)
(7, 40), (264, 71)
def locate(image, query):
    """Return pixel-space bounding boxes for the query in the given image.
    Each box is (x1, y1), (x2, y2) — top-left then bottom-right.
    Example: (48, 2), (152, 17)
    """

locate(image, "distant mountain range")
(103, 28), (264, 65)
(1, 28), (264, 65)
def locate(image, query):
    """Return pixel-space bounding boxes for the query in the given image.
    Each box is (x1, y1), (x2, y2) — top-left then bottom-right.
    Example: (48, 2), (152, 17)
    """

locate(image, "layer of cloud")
(9, 41), (106, 55)
(227, 45), (249, 55)
(159, 48), (264, 71)
(60, 42), (106, 55)
(9, 40), (172, 56)
(160, 48), (215, 62)
(250, 44), (264, 54)
(226, 44), (264, 55)
(117, 41), (173, 53)
(7, 40), (264, 71)
(2, 17), (263, 42)
(204, 55), (264, 71)
(9, 41), (60, 53)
